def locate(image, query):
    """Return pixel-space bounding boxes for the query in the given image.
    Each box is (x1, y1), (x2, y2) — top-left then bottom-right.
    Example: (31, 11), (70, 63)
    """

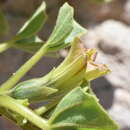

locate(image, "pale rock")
(109, 89), (130, 130)
(83, 20), (130, 90)
(83, 20), (130, 130)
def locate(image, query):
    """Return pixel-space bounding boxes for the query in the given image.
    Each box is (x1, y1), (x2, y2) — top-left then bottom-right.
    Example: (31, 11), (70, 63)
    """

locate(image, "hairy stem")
(35, 100), (59, 116)
(0, 42), (11, 53)
(0, 44), (48, 91)
(22, 123), (40, 130)
(0, 95), (50, 130)
(0, 107), (39, 130)
(0, 107), (15, 121)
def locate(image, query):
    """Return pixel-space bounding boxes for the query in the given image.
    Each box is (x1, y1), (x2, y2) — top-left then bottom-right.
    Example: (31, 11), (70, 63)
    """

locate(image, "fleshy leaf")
(46, 3), (74, 49)
(49, 20), (87, 51)
(14, 1), (47, 40)
(65, 21), (87, 44)
(14, 20), (87, 53)
(13, 36), (43, 53)
(49, 87), (118, 130)
(13, 36), (59, 57)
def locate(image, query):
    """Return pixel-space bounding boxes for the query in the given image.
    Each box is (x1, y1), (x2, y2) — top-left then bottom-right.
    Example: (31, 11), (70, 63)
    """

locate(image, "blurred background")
(0, 0), (130, 130)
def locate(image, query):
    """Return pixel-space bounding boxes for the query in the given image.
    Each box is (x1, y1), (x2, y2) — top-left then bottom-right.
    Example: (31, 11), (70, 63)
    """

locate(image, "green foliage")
(13, 36), (44, 53)
(46, 3), (74, 49)
(0, 1), (47, 53)
(0, 2), (118, 130)
(14, 2), (47, 41)
(50, 20), (87, 51)
(10, 37), (109, 103)
(49, 87), (118, 130)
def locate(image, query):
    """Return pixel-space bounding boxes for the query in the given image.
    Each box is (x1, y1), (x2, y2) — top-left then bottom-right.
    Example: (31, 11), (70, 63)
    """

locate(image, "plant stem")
(0, 107), (15, 121)
(0, 44), (48, 91)
(35, 100), (59, 116)
(0, 42), (11, 53)
(34, 68), (86, 116)
(0, 107), (39, 130)
(0, 95), (50, 130)
(22, 123), (40, 130)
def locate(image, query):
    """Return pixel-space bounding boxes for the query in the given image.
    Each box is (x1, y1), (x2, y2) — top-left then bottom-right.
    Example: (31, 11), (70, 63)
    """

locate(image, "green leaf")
(13, 36), (44, 53)
(14, 1), (47, 41)
(49, 87), (118, 130)
(65, 21), (87, 44)
(49, 20), (87, 51)
(13, 20), (87, 54)
(46, 3), (74, 49)
(12, 3), (87, 54)
(0, 10), (9, 36)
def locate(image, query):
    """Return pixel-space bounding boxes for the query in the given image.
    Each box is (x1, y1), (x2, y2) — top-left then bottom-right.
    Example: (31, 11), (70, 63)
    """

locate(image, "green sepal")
(10, 79), (58, 102)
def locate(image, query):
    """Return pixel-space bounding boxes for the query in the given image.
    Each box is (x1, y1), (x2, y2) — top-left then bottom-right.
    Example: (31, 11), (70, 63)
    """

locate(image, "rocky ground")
(0, 0), (130, 130)
(83, 20), (130, 130)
